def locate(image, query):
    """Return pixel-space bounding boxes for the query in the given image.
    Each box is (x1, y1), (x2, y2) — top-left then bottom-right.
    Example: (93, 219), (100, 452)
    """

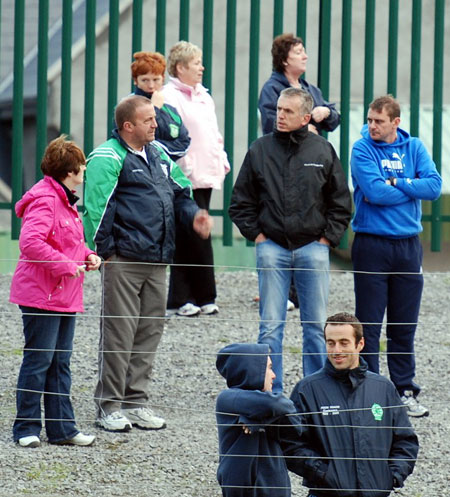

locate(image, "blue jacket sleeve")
(351, 141), (412, 206)
(395, 139), (442, 201)
(258, 82), (279, 135)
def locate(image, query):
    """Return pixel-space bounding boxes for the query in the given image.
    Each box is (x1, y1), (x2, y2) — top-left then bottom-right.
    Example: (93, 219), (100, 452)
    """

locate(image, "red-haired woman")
(10, 136), (101, 448)
(130, 51), (190, 161)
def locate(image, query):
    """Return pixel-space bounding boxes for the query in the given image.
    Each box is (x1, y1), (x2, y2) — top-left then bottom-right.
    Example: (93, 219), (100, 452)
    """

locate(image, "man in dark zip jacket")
(229, 87), (351, 392)
(290, 312), (418, 497)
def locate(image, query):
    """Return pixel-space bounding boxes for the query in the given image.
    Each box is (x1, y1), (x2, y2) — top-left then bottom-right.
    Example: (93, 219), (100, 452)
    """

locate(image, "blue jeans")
(256, 239), (329, 392)
(13, 306), (78, 443)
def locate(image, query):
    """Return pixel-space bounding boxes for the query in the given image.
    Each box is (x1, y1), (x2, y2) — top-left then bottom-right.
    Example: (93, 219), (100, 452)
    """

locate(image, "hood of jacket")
(15, 176), (70, 218)
(216, 343), (269, 390)
(360, 123), (410, 148)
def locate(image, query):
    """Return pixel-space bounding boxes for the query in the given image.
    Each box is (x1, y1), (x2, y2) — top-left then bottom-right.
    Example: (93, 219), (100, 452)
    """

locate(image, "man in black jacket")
(229, 88), (351, 392)
(290, 312), (418, 497)
(84, 96), (212, 432)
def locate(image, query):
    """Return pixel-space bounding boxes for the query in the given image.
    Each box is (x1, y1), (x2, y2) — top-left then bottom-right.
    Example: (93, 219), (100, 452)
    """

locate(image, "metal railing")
(1, 0), (447, 248)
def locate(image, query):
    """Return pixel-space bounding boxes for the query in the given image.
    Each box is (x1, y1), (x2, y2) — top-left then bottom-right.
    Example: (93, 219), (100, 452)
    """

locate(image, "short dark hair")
(272, 33), (304, 72)
(369, 94), (401, 121)
(40, 135), (85, 181)
(279, 87), (313, 115)
(115, 95), (152, 130)
(325, 312), (363, 344)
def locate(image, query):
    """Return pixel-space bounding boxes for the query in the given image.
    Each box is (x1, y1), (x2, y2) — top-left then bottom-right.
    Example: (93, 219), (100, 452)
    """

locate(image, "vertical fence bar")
(179, 0), (190, 40)
(202, 0), (214, 92)
(223, 0), (236, 246)
(36, 0), (49, 180)
(247, 0), (260, 148)
(387, 0), (398, 95)
(273, 0), (283, 37)
(107, 0), (119, 138)
(60, 0), (72, 135)
(431, 0), (445, 251)
(84, 0), (96, 155)
(363, 0), (375, 118)
(318, 0), (331, 140)
(296, 0), (307, 42)
(410, 0), (421, 137)
(131, 0), (143, 92)
(156, 0), (166, 54)
(11, 0), (25, 239)
(318, 0), (331, 99)
(339, 0), (352, 250)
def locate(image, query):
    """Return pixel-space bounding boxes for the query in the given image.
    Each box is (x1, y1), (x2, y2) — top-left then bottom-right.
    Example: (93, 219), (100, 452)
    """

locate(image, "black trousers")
(167, 188), (217, 308)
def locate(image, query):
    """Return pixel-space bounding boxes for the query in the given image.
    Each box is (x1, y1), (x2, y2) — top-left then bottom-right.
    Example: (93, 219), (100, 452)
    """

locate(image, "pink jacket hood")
(10, 176), (95, 312)
(163, 77), (230, 190)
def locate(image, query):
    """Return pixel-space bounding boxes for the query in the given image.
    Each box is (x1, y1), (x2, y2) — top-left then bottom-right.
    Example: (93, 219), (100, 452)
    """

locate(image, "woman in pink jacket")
(10, 136), (101, 448)
(164, 41), (230, 317)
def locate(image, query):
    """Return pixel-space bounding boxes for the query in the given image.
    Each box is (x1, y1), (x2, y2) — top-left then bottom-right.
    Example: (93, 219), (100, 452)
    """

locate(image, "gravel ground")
(0, 268), (449, 497)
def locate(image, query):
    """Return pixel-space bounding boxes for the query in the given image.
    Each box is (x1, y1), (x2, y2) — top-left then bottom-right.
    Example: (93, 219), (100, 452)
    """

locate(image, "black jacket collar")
(324, 357), (368, 390)
(273, 124), (309, 145)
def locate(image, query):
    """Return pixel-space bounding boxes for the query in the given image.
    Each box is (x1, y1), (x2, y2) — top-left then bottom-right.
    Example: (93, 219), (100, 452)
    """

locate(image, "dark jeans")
(352, 233), (423, 395)
(13, 306), (78, 443)
(167, 188), (217, 308)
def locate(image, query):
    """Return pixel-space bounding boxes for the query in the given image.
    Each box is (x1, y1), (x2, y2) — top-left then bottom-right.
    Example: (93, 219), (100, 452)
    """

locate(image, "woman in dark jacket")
(259, 33), (340, 136)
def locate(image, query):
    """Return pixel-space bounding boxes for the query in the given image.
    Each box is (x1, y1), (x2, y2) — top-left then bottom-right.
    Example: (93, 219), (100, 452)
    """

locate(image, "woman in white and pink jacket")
(163, 41), (230, 317)
(10, 136), (101, 448)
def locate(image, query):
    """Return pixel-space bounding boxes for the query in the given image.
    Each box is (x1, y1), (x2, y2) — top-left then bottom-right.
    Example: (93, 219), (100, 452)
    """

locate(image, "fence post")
(363, 0), (375, 117)
(273, 0), (283, 37)
(36, 0), (49, 179)
(156, 0), (166, 54)
(223, 0), (236, 246)
(296, 0), (307, 42)
(202, 0), (214, 92)
(431, 0), (445, 251)
(339, 0), (352, 250)
(11, 0), (25, 239)
(60, 0), (72, 135)
(179, 0), (190, 40)
(410, 0), (422, 137)
(84, 0), (96, 155)
(387, 0), (399, 96)
(107, 0), (119, 138)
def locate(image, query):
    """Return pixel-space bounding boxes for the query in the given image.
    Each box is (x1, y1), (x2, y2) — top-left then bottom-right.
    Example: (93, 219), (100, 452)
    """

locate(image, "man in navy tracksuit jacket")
(351, 95), (442, 417)
(290, 312), (418, 497)
(216, 343), (307, 497)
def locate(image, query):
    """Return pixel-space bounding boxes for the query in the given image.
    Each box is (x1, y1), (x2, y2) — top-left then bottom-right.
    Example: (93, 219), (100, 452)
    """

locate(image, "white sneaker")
(55, 432), (96, 446)
(96, 411), (132, 432)
(176, 303), (201, 317)
(18, 435), (40, 448)
(401, 391), (429, 417)
(122, 407), (166, 430)
(165, 308), (177, 318)
(287, 299), (295, 311)
(200, 303), (219, 315)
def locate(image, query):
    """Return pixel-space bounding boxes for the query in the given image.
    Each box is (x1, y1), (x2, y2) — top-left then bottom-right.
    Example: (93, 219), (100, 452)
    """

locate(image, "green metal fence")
(1, 0), (448, 249)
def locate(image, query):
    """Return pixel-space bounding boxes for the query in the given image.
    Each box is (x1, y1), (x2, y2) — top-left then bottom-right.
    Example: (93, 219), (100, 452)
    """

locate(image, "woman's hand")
(151, 90), (164, 109)
(72, 265), (86, 278)
(86, 254), (102, 271)
(311, 106), (331, 123)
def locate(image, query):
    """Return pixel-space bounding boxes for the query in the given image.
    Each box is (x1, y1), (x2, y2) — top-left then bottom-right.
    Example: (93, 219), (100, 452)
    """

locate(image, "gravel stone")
(0, 269), (449, 496)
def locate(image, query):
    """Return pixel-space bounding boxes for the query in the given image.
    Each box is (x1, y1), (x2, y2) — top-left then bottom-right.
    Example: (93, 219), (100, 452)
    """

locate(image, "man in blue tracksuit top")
(216, 343), (308, 497)
(290, 312), (418, 497)
(350, 95), (442, 417)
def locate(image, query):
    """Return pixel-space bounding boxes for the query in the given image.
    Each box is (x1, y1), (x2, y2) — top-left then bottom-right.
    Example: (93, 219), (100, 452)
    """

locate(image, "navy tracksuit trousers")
(352, 233), (423, 396)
